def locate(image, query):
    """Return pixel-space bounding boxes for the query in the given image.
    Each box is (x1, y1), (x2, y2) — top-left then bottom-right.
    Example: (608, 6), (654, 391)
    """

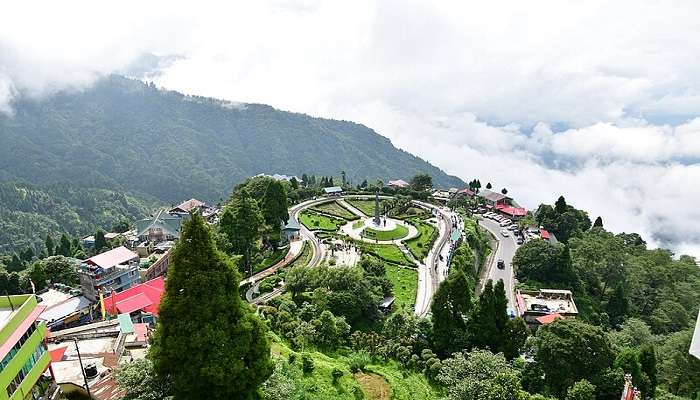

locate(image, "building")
(281, 217), (301, 243)
(323, 186), (343, 196)
(0, 294), (53, 400)
(516, 289), (578, 329)
(135, 210), (183, 244)
(254, 173), (300, 182)
(457, 188), (475, 197)
(142, 247), (172, 281)
(169, 198), (218, 221)
(39, 295), (94, 331)
(431, 190), (452, 203)
(478, 189), (510, 207)
(495, 203), (527, 219)
(79, 247), (141, 302)
(103, 277), (165, 320)
(387, 179), (409, 189)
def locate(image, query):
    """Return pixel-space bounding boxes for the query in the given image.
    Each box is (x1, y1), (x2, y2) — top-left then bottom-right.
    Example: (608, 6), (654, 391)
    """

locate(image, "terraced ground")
(299, 211), (347, 231)
(404, 218), (438, 261)
(346, 199), (387, 217)
(310, 200), (359, 220)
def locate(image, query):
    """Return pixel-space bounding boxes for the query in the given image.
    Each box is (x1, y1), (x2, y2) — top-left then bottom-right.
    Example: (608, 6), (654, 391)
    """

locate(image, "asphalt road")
(479, 217), (518, 309)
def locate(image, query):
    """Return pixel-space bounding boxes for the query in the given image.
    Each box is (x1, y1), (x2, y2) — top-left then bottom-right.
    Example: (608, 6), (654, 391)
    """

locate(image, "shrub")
(288, 353), (296, 364)
(331, 368), (343, 384)
(348, 351), (371, 373)
(301, 353), (314, 373)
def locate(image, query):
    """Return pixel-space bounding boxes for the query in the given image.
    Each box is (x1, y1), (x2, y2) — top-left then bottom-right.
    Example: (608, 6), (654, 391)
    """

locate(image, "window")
(4, 342), (46, 398)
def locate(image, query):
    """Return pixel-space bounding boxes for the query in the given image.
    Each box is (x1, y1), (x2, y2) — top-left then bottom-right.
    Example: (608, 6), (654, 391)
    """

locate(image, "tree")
(431, 271), (473, 356)
(301, 173), (309, 187)
(606, 282), (628, 327)
(56, 234), (72, 257)
(438, 349), (524, 400)
(470, 280), (508, 353)
(536, 319), (615, 398)
(555, 195), (568, 214)
(657, 329), (700, 397)
(501, 188), (508, 195)
(42, 256), (78, 285)
(290, 177), (299, 190)
(262, 180), (289, 227)
(220, 188), (263, 275)
(116, 359), (173, 400)
(45, 235), (54, 257)
(150, 212), (272, 400)
(593, 216), (603, 229)
(27, 262), (48, 291)
(614, 348), (644, 393)
(410, 173), (433, 191)
(94, 230), (108, 253)
(486, 182), (492, 189)
(112, 219), (131, 233)
(502, 317), (529, 360)
(565, 379), (596, 400)
(341, 171), (347, 186)
(638, 345), (657, 397)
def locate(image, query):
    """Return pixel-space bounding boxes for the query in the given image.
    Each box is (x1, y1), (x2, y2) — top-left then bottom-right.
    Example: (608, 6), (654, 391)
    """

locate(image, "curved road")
(478, 217), (518, 309)
(247, 195), (458, 316)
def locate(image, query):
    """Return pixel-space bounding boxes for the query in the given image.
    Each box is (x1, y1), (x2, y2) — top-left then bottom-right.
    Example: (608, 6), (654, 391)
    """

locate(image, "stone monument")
(373, 190), (381, 226)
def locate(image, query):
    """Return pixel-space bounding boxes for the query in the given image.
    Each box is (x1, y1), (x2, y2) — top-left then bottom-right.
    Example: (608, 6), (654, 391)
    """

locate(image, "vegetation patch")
(299, 211), (346, 231)
(310, 201), (359, 220)
(385, 265), (418, 310)
(404, 218), (438, 261)
(347, 199), (387, 218)
(253, 246), (289, 274)
(361, 224), (409, 241)
(366, 363), (439, 400)
(360, 243), (412, 266)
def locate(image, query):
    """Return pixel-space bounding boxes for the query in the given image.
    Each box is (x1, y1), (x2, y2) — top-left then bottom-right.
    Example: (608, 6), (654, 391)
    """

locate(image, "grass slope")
(385, 265), (418, 310)
(310, 201), (359, 220)
(347, 199), (387, 218)
(299, 211), (346, 231)
(361, 243), (412, 266)
(405, 219), (437, 261)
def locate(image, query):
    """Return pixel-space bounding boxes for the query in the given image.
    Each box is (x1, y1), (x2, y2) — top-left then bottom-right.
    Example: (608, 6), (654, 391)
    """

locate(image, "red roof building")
(539, 229), (551, 240)
(495, 203), (527, 217)
(535, 313), (562, 325)
(104, 277), (165, 316)
(458, 188), (475, 197)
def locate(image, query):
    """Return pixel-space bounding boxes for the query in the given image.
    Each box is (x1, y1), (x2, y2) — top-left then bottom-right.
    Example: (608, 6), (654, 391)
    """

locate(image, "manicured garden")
(385, 265), (418, 310)
(347, 199), (386, 217)
(360, 243), (412, 266)
(253, 246), (289, 273)
(299, 211), (346, 231)
(310, 200), (359, 220)
(361, 223), (409, 241)
(404, 218), (437, 261)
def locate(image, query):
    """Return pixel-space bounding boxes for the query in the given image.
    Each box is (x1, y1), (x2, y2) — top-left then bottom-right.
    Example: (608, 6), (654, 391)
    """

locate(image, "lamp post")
(73, 338), (92, 399)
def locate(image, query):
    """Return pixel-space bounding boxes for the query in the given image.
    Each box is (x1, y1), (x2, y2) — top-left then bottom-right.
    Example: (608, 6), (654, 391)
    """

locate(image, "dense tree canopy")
(150, 212), (272, 400)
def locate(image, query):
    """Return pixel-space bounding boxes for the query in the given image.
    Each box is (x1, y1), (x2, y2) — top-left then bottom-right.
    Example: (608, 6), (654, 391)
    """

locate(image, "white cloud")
(1, 0), (699, 257)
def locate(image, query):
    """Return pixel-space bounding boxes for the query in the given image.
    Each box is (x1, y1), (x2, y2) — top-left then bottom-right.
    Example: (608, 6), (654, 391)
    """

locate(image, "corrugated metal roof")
(86, 246), (138, 269)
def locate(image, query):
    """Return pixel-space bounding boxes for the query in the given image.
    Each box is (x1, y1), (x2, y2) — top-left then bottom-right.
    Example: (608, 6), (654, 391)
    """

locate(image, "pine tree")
(262, 180), (289, 226)
(56, 234), (71, 257)
(220, 189), (263, 275)
(431, 271), (473, 357)
(470, 280), (500, 351)
(593, 216), (603, 228)
(301, 173), (308, 186)
(290, 177), (299, 190)
(555, 195), (568, 214)
(150, 212), (272, 399)
(94, 230), (108, 253)
(45, 235), (55, 257)
(501, 188), (508, 195)
(606, 282), (628, 327)
(486, 182), (492, 189)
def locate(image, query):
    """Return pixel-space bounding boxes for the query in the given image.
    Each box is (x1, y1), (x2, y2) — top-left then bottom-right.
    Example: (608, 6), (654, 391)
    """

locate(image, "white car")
(501, 230), (510, 237)
(500, 221), (511, 227)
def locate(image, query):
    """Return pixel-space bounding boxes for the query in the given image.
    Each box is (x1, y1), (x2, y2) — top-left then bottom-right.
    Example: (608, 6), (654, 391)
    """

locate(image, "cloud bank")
(1, 0), (700, 256)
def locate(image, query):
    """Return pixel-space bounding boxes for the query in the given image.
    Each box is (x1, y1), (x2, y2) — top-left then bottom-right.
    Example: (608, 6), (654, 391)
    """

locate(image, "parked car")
(501, 229), (509, 237)
(500, 221), (511, 227)
(517, 237), (524, 245)
(497, 259), (505, 269)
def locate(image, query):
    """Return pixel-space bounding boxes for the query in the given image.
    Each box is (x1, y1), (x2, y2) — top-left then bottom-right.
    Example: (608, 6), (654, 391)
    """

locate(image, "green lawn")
(299, 211), (346, 231)
(405, 218), (437, 261)
(288, 241), (313, 269)
(385, 265), (418, 310)
(361, 243), (412, 265)
(361, 223), (409, 241)
(352, 220), (365, 229)
(310, 201), (359, 220)
(253, 246), (288, 273)
(347, 199), (387, 217)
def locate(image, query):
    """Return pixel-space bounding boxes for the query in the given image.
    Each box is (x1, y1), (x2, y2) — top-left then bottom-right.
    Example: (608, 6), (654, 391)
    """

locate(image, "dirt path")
(354, 372), (391, 400)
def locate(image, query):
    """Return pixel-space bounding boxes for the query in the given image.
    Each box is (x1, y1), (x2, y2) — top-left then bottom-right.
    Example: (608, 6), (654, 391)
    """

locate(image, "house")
(387, 179), (409, 189)
(169, 198), (219, 221)
(281, 217), (301, 243)
(142, 247), (172, 281)
(495, 203), (527, 219)
(478, 189), (510, 207)
(0, 294), (55, 400)
(103, 277), (165, 319)
(39, 294), (94, 331)
(517, 289), (578, 330)
(255, 173), (301, 182)
(323, 186), (343, 196)
(79, 247), (141, 302)
(135, 209), (183, 244)
(457, 188), (475, 197)
(431, 190), (452, 203)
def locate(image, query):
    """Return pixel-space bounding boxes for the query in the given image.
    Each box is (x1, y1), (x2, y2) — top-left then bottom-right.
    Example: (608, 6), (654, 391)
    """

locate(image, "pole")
(73, 338), (92, 398)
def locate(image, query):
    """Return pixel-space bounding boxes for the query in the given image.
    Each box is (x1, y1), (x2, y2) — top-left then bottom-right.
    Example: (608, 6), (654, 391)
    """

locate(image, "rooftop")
(85, 246), (139, 270)
(323, 186), (343, 193)
(479, 189), (508, 202)
(519, 289), (578, 315)
(388, 179), (409, 188)
(170, 198), (205, 213)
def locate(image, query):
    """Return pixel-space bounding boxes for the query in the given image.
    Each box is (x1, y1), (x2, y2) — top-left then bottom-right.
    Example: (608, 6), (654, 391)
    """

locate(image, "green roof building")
(136, 209), (184, 243)
(0, 295), (52, 400)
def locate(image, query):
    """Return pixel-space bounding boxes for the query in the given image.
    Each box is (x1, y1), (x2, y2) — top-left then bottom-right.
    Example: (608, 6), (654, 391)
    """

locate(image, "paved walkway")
(241, 239), (304, 287)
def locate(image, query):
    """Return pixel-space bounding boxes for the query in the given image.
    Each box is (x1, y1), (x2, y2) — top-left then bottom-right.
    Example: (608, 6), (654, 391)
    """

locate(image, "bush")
(331, 368), (343, 384)
(301, 353), (314, 374)
(348, 351), (371, 373)
(288, 353), (296, 364)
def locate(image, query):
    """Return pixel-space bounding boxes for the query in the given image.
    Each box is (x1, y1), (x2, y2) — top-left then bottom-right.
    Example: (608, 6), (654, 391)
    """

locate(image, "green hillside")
(0, 75), (464, 205)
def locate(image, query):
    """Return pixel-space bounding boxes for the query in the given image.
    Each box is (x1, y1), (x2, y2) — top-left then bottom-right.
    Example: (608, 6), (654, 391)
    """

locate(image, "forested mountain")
(0, 182), (156, 253)
(0, 75), (464, 205)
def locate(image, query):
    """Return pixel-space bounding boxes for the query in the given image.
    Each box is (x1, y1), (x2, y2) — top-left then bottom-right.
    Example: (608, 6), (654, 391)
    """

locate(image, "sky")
(1, 1), (700, 257)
